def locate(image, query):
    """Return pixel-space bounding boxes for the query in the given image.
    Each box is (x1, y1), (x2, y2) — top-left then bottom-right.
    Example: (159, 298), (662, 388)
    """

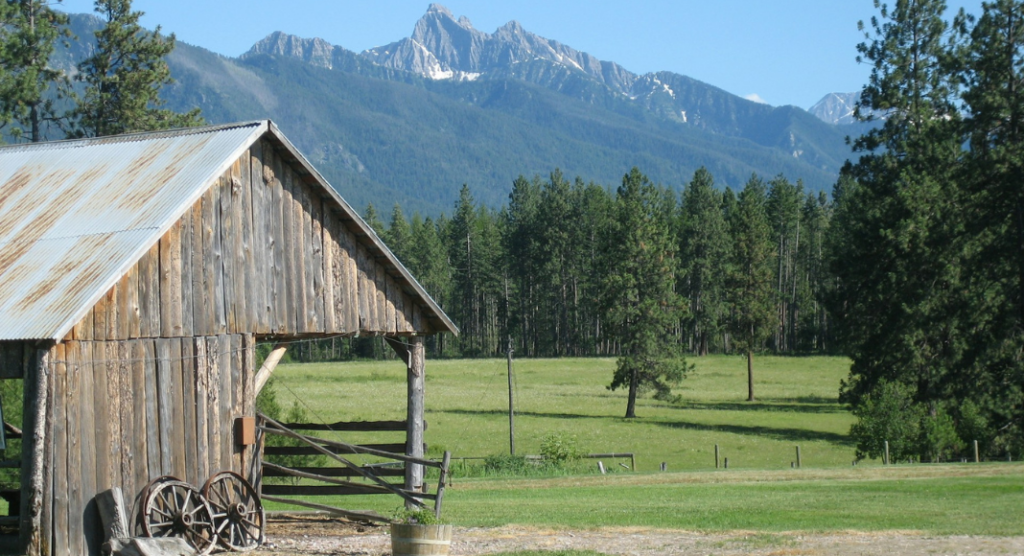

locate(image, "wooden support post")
(973, 440), (979, 463)
(714, 444), (720, 469)
(253, 344), (287, 394)
(21, 348), (50, 556)
(884, 441), (890, 465)
(796, 445), (802, 468)
(406, 337), (426, 507)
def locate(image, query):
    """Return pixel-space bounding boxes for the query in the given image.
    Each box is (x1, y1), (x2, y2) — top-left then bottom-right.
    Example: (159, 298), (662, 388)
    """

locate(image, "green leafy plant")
(540, 433), (583, 465)
(391, 507), (443, 525)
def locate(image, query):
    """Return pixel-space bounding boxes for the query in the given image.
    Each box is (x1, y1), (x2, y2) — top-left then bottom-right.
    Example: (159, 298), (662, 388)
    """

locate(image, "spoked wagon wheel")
(141, 478), (217, 555)
(132, 475), (178, 536)
(203, 471), (265, 551)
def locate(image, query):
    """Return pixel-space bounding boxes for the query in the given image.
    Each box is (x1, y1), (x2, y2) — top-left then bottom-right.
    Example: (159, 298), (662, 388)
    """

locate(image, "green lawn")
(263, 355), (1024, 535)
(269, 355), (856, 472)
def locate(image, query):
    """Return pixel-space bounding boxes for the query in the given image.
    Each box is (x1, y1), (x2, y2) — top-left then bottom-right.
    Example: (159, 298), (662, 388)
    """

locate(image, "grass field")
(263, 355), (1024, 535)
(268, 354), (856, 472)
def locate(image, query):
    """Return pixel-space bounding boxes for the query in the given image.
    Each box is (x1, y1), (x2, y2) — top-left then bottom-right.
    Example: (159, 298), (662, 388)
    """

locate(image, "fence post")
(973, 440), (979, 463)
(724, 457), (729, 469)
(715, 444), (720, 469)
(884, 441), (890, 465)
(796, 445), (802, 468)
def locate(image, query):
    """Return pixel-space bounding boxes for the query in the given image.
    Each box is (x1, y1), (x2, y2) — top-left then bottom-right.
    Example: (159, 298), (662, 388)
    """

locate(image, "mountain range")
(64, 5), (866, 216)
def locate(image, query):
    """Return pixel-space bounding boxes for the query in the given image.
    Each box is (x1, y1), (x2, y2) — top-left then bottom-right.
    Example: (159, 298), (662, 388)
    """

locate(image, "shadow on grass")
(650, 419), (853, 445)
(435, 409), (854, 445)
(678, 400), (844, 414)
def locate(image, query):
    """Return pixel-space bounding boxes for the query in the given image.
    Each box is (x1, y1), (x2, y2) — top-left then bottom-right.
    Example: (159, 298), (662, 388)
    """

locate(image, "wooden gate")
(255, 413), (450, 522)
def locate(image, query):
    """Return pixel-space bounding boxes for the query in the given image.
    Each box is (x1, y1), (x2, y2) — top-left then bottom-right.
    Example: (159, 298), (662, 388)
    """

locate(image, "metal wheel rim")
(142, 478), (217, 555)
(202, 471), (265, 552)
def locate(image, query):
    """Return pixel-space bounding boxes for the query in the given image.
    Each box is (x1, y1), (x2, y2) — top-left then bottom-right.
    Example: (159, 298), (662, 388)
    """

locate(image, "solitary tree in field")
(71, 0), (201, 137)
(727, 174), (775, 402)
(605, 167), (690, 418)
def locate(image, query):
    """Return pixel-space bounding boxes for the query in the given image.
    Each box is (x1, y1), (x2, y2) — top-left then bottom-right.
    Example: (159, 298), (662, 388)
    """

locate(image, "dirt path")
(257, 515), (1024, 555)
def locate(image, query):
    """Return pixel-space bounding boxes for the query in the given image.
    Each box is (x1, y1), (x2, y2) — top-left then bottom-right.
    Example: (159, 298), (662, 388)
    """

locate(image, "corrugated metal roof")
(0, 120), (458, 341)
(0, 121), (267, 340)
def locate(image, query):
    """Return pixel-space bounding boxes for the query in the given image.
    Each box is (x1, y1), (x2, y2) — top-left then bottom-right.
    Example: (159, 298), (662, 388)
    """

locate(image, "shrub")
(850, 380), (924, 462)
(539, 433), (583, 465)
(921, 409), (962, 463)
(483, 454), (530, 475)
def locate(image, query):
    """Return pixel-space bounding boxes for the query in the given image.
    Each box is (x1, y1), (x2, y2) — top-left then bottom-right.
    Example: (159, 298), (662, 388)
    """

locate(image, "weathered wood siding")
(64, 140), (426, 344)
(43, 335), (254, 556)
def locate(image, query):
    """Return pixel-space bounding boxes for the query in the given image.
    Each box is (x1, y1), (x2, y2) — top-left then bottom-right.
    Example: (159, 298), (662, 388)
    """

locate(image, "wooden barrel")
(390, 523), (453, 556)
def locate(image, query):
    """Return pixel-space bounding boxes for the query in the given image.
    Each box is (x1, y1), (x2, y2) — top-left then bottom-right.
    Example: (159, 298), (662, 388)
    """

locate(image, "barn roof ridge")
(0, 119), (457, 340)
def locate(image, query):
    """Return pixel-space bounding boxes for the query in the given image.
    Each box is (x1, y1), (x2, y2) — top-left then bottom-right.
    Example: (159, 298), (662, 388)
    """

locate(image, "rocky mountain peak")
(245, 31), (336, 69)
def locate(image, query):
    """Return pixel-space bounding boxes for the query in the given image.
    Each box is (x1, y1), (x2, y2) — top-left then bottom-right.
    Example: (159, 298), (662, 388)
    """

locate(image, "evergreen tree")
(957, 0), (1024, 455)
(71, 0), (202, 137)
(831, 0), (966, 420)
(766, 175), (804, 352)
(727, 174), (775, 402)
(679, 167), (730, 356)
(0, 0), (71, 142)
(384, 204), (412, 263)
(604, 168), (690, 418)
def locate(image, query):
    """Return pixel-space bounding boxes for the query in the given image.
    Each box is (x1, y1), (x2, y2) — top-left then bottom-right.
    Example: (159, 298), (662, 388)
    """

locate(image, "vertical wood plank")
(51, 345), (68, 556)
(116, 272), (131, 340)
(91, 343), (111, 494)
(138, 243), (160, 337)
(117, 342), (134, 502)
(231, 334), (244, 474)
(277, 155), (295, 335)
(205, 182), (226, 335)
(77, 341), (99, 556)
(64, 341), (82, 556)
(220, 173), (238, 333)
(193, 338), (210, 482)
(239, 150), (257, 332)
(180, 339), (198, 487)
(130, 341), (148, 502)
(240, 334), (255, 480)
(219, 335), (234, 473)
(322, 210), (337, 333)
(191, 201), (206, 336)
(180, 203), (195, 338)
(37, 350), (54, 556)
(309, 195), (325, 333)
(169, 340), (187, 481)
(206, 337), (222, 473)
(104, 342), (121, 495)
(155, 340), (175, 476)
(400, 293), (414, 334)
(144, 340), (162, 478)
(92, 287), (109, 341)
(343, 230), (359, 334)
(126, 266), (141, 340)
(250, 142), (270, 334)
(289, 172), (308, 334)
(160, 222), (183, 337)
(383, 271), (396, 335)
(356, 243), (370, 331)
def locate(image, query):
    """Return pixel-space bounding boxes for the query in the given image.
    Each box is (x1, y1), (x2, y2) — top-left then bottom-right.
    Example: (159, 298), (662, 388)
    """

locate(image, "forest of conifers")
(355, 169), (828, 361)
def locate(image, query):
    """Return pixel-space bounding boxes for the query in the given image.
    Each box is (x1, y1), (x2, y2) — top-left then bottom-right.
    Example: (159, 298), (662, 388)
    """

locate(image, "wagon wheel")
(203, 471), (265, 551)
(132, 475), (179, 537)
(141, 478), (217, 555)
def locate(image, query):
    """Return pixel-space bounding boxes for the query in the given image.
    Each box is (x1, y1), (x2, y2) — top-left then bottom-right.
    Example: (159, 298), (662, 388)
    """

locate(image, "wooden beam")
(406, 337), (425, 506)
(253, 344), (287, 394)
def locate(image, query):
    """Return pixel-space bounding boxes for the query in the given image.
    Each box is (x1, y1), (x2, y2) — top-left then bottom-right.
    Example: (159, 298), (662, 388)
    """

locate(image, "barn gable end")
(0, 121), (455, 556)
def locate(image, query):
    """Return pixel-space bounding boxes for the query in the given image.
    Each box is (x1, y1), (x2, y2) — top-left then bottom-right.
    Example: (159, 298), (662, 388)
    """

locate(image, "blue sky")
(55, 1), (982, 109)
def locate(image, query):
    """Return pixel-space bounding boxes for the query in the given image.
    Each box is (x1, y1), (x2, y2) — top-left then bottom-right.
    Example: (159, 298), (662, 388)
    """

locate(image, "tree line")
(0, 0), (201, 142)
(353, 167), (834, 406)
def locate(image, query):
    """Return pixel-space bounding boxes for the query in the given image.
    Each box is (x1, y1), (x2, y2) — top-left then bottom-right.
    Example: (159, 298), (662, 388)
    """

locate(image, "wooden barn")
(0, 120), (457, 555)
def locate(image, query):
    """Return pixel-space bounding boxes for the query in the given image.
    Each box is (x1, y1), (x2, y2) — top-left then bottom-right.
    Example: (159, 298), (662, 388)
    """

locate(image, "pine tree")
(679, 167), (730, 356)
(831, 0), (966, 417)
(957, 0), (1024, 454)
(727, 174), (775, 402)
(384, 204), (412, 263)
(605, 168), (690, 418)
(71, 0), (202, 137)
(0, 0), (71, 142)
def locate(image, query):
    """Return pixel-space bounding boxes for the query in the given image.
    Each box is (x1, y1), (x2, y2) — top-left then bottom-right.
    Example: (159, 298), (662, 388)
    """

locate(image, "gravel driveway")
(256, 515), (1024, 556)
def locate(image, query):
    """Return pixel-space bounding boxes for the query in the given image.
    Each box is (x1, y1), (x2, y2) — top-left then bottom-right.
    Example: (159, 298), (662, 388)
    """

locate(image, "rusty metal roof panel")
(0, 121), (266, 340)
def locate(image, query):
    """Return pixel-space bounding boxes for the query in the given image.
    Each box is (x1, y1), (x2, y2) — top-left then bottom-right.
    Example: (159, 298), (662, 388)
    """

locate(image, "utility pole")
(507, 335), (516, 455)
